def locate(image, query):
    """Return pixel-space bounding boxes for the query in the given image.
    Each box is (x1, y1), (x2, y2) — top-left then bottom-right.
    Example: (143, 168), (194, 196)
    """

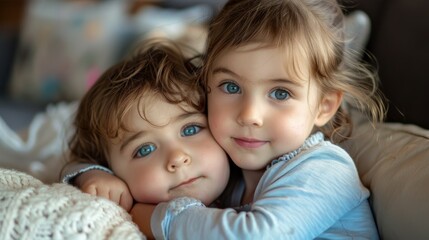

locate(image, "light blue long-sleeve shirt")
(151, 132), (379, 239)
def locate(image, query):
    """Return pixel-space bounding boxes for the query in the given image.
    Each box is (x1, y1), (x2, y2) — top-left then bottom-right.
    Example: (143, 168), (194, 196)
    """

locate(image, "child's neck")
(241, 169), (265, 205)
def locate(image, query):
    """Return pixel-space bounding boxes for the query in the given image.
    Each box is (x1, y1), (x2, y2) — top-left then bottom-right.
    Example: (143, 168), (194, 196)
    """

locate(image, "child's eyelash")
(132, 143), (156, 159)
(183, 122), (205, 128)
(182, 123), (206, 133)
(217, 80), (237, 87)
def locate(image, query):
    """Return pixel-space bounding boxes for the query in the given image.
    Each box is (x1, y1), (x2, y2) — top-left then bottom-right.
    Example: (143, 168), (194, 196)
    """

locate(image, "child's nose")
(166, 149), (191, 172)
(237, 98), (263, 127)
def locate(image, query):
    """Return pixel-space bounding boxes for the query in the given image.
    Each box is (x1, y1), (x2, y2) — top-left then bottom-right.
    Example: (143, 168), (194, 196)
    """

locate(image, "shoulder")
(269, 140), (355, 175)
(306, 140), (354, 165)
(300, 141), (358, 179)
(261, 141), (364, 199)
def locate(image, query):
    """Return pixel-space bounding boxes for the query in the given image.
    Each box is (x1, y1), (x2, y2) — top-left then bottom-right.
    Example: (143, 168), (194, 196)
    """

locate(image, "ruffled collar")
(267, 131), (325, 169)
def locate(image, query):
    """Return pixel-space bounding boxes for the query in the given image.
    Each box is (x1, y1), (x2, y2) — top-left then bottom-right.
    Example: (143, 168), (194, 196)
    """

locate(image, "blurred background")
(1, 0), (428, 132)
(0, 0), (227, 131)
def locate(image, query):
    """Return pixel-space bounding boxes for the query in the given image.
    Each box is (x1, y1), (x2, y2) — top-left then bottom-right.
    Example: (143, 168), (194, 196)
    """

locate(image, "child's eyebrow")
(173, 112), (202, 122)
(213, 67), (301, 86)
(270, 78), (303, 87)
(212, 67), (239, 78)
(120, 131), (146, 153)
(119, 112), (203, 153)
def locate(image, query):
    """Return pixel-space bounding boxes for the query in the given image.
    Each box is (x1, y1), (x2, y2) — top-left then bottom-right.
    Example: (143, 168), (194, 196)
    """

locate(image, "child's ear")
(314, 91), (343, 127)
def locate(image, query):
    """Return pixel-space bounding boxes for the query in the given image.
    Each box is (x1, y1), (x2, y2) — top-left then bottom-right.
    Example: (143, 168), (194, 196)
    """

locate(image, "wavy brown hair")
(65, 39), (204, 170)
(203, 0), (386, 142)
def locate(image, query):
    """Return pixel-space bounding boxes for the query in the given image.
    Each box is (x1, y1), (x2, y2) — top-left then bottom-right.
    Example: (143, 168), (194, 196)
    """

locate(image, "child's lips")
(233, 137), (268, 148)
(173, 177), (200, 189)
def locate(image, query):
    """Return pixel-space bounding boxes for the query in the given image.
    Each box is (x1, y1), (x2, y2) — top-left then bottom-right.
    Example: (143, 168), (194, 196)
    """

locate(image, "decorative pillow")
(340, 110), (429, 239)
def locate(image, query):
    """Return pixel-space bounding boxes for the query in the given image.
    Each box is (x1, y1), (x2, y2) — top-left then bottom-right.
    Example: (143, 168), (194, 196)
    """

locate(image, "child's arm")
(130, 203), (156, 239)
(150, 147), (375, 239)
(61, 162), (133, 211)
(61, 162), (113, 184)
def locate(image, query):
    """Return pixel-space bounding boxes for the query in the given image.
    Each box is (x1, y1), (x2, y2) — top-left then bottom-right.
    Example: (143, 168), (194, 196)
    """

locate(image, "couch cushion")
(340, 111), (429, 239)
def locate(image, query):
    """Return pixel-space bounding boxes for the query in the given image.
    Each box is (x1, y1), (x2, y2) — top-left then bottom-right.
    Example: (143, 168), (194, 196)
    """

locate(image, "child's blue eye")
(220, 82), (240, 94)
(269, 88), (290, 100)
(136, 144), (157, 158)
(181, 125), (202, 137)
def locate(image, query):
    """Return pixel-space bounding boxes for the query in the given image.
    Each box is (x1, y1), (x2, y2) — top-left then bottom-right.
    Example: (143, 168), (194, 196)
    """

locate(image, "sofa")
(340, 108), (429, 240)
(340, 1), (429, 238)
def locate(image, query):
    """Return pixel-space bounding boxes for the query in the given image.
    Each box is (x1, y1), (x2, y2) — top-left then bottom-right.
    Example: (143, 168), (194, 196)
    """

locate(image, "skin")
(74, 169), (135, 211)
(207, 43), (342, 204)
(108, 93), (230, 206)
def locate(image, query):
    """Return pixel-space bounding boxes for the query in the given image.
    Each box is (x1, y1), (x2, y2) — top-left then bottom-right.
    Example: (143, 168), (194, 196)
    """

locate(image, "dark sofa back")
(342, 0), (429, 128)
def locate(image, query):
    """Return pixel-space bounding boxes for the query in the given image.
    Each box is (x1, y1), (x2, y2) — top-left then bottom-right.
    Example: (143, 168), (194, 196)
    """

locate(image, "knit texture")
(0, 168), (145, 240)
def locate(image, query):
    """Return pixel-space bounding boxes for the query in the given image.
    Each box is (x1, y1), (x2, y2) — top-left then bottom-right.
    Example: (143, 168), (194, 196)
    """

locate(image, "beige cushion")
(340, 111), (429, 239)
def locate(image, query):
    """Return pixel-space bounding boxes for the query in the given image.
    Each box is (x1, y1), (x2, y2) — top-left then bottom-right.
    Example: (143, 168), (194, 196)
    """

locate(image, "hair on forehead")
(68, 38), (204, 167)
(205, 0), (345, 80)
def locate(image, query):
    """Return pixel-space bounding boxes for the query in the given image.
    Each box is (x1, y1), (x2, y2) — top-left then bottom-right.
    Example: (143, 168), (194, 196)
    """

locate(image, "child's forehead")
(131, 92), (201, 125)
(211, 42), (311, 82)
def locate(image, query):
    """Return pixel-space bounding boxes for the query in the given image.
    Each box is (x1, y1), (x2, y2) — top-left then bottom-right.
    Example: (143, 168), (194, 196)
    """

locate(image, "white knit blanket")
(0, 168), (145, 240)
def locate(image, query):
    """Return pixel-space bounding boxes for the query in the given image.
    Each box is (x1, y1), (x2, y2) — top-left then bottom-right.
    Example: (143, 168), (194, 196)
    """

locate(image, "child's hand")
(74, 170), (133, 212)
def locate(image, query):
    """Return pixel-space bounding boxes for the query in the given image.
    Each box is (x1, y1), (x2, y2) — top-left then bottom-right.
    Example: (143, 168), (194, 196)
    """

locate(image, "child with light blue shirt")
(132, 0), (385, 239)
